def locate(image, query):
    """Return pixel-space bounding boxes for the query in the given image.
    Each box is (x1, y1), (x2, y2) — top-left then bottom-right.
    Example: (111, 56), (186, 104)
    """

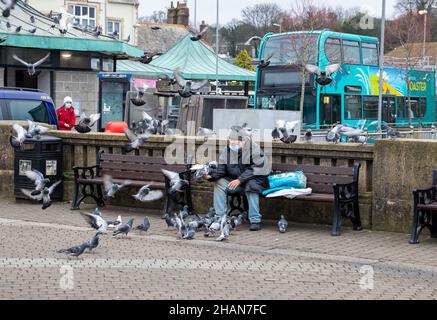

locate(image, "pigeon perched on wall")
(190, 26), (209, 41)
(196, 127), (216, 137)
(135, 217), (150, 233)
(26, 120), (49, 139)
(57, 243), (87, 258)
(12, 53), (51, 77)
(123, 128), (150, 153)
(326, 124), (343, 143)
(161, 169), (189, 195)
(278, 214), (288, 233)
(28, 28), (37, 34)
(10, 123), (27, 148)
(304, 129), (312, 142)
(272, 120), (299, 144)
(305, 63), (341, 86)
(2, 0), (17, 18)
(74, 113), (100, 133)
(83, 232), (102, 253)
(174, 68), (209, 98)
(382, 124), (401, 138)
(21, 180), (62, 210)
(24, 170), (50, 196)
(113, 218), (134, 237)
(103, 175), (131, 198)
(133, 185), (163, 202)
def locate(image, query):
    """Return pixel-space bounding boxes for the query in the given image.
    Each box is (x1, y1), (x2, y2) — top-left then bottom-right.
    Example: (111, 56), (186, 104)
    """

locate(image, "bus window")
(420, 97), (427, 118)
(362, 42), (378, 66)
(363, 96), (379, 119)
(344, 95), (362, 119)
(325, 38), (342, 64)
(397, 97), (407, 118)
(342, 40), (361, 64)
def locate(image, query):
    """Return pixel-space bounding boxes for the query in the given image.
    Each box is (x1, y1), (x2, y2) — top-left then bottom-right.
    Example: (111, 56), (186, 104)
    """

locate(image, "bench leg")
(185, 187), (194, 213)
(71, 184), (103, 210)
(331, 200), (342, 236)
(351, 200), (363, 231)
(96, 185), (105, 207)
(409, 208), (424, 244)
(70, 180), (81, 210)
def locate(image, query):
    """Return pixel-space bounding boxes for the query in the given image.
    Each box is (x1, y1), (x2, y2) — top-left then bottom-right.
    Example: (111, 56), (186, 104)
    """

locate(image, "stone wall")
(53, 71), (99, 116)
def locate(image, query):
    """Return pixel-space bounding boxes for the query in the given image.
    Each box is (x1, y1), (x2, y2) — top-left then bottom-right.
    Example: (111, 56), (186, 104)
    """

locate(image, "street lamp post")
(419, 10), (428, 59)
(194, 0), (197, 30)
(273, 23), (282, 33)
(215, 0), (219, 94)
(378, 0), (386, 132)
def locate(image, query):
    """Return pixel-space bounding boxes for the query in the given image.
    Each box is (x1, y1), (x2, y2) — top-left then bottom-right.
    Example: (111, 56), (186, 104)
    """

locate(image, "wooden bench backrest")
(99, 153), (187, 182)
(270, 163), (358, 194)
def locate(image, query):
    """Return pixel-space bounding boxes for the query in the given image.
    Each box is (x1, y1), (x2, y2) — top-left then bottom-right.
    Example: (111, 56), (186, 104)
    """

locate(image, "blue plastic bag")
(267, 171), (307, 189)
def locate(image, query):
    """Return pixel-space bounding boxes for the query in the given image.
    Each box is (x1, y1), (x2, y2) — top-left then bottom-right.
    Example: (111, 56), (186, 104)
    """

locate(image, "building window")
(69, 5), (96, 28)
(344, 95), (362, 119)
(107, 20), (121, 38)
(342, 40), (361, 65)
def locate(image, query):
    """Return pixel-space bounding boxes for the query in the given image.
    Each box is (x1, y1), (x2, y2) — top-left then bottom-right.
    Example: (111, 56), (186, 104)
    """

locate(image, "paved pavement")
(1, 198), (437, 300)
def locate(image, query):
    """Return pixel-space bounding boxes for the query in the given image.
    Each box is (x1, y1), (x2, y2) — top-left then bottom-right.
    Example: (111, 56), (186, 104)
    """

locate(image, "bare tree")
(241, 3), (285, 35)
(139, 11), (167, 23)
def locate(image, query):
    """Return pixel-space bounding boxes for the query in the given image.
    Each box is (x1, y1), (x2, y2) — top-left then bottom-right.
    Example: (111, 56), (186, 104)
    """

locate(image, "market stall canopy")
(149, 34), (256, 82)
(116, 60), (173, 78)
(0, 1), (144, 59)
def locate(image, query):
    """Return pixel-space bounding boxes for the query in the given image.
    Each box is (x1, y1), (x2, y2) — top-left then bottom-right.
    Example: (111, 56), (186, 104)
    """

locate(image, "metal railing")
(384, 56), (436, 71)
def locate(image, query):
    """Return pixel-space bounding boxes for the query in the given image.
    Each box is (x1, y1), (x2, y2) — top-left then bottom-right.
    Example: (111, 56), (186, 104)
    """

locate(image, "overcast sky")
(138, 0), (398, 26)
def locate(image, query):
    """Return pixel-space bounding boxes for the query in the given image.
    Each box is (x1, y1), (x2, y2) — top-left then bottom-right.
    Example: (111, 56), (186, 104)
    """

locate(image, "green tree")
(234, 50), (256, 71)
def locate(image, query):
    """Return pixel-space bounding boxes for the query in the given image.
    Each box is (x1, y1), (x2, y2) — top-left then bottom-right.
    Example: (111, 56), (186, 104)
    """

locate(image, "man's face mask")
(229, 140), (242, 152)
(65, 103), (72, 109)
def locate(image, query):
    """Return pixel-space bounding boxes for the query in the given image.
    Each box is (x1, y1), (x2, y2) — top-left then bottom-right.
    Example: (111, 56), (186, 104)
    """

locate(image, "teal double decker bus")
(254, 30), (436, 129)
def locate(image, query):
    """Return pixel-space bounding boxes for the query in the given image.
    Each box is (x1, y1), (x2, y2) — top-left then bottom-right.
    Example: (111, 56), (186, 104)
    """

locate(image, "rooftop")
(136, 22), (189, 54)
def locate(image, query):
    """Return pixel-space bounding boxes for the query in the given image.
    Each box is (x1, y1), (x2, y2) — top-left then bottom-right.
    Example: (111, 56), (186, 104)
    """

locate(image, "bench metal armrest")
(73, 165), (101, 180)
(413, 186), (437, 205)
(333, 181), (358, 201)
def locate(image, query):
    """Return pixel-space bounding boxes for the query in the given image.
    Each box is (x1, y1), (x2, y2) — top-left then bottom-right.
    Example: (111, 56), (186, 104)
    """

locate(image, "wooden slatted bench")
(227, 163), (362, 236)
(410, 169), (437, 244)
(71, 151), (193, 213)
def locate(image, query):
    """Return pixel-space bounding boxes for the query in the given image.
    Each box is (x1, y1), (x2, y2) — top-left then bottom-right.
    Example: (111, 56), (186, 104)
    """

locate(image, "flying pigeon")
(2, 0), (17, 18)
(103, 175), (131, 198)
(133, 185), (163, 202)
(173, 68), (209, 98)
(326, 124), (343, 143)
(83, 232), (102, 253)
(250, 52), (275, 69)
(10, 123), (27, 148)
(74, 113), (100, 133)
(21, 180), (62, 210)
(278, 214), (288, 233)
(244, 36), (262, 56)
(130, 82), (147, 106)
(272, 120), (299, 143)
(113, 218), (134, 237)
(190, 25), (209, 41)
(26, 120), (49, 139)
(123, 35), (130, 42)
(151, 26), (161, 30)
(12, 53), (51, 77)
(161, 169), (189, 195)
(59, 8), (75, 34)
(305, 63), (341, 86)
(123, 127), (150, 153)
(24, 170), (50, 196)
(0, 36), (7, 44)
(304, 129), (312, 142)
(80, 210), (120, 233)
(190, 161), (218, 183)
(135, 217), (150, 233)
(140, 51), (158, 64)
(57, 243), (87, 258)
(196, 127), (216, 137)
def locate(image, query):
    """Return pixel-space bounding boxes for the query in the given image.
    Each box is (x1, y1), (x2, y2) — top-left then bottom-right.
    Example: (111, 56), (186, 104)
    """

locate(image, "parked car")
(0, 87), (59, 128)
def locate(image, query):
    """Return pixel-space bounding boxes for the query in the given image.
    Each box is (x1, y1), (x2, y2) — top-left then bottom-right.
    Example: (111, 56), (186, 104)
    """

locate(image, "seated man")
(205, 128), (271, 231)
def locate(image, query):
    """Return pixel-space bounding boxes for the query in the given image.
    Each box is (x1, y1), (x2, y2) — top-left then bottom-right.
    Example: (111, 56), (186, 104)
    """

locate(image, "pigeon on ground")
(12, 53), (50, 77)
(206, 207), (216, 218)
(204, 218), (221, 237)
(123, 128), (150, 153)
(272, 120), (299, 143)
(10, 123), (27, 148)
(57, 243), (87, 258)
(216, 214), (231, 241)
(181, 205), (190, 220)
(21, 180), (61, 210)
(135, 217), (150, 233)
(162, 213), (175, 228)
(191, 161), (218, 182)
(123, 35), (131, 42)
(278, 214), (288, 233)
(182, 224), (196, 240)
(113, 218), (134, 237)
(26, 120), (49, 139)
(103, 175), (131, 198)
(188, 219), (204, 230)
(133, 185), (163, 202)
(304, 129), (312, 142)
(190, 26), (209, 41)
(174, 68), (209, 98)
(2, 0), (17, 18)
(230, 214), (243, 230)
(107, 215), (122, 229)
(83, 232), (102, 253)
(174, 213), (186, 239)
(161, 169), (189, 195)
(305, 63), (341, 86)
(196, 127), (216, 137)
(74, 113), (100, 133)
(24, 170), (50, 196)
(326, 124), (343, 143)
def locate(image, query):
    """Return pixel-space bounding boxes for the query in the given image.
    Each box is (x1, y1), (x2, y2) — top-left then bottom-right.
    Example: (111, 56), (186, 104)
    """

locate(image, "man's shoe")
(249, 223), (261, 231)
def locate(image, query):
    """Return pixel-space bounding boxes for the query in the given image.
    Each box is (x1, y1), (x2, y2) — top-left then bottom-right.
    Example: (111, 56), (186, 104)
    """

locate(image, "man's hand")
(65, 123), (70, 128)
(228, 179), (241, 190)
(204, 174), (212, 180)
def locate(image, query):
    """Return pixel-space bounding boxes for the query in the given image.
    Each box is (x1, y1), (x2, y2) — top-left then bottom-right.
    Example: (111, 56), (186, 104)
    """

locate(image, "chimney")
(175, 1), (189, 27)
(167, 1), (177, 24)
(199, 20), (207, 41)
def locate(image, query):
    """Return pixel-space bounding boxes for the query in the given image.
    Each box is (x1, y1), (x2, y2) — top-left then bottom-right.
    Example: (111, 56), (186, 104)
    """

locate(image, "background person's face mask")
(65, 103), (72, 109)
(229, 142), (242, 152)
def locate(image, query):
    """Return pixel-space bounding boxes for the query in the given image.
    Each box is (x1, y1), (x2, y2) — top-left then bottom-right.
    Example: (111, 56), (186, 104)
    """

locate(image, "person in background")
(56, 96), (76, 131)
